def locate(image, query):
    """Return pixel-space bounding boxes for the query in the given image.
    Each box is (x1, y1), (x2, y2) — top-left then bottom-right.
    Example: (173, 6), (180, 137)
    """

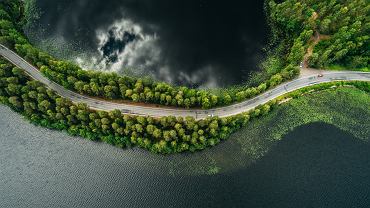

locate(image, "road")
(1, 44), (369, 119)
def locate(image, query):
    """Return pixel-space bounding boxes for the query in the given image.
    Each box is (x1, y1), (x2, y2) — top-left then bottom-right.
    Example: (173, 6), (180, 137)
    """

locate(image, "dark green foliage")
(268, 0), (369, 69)
(0, 57), (279, 154)
(8, 58), (363, 155)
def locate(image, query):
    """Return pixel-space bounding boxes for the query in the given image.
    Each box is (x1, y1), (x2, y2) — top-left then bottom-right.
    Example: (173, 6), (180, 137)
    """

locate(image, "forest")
(0, 57), (279, 153)
(267, 0), (369, 70)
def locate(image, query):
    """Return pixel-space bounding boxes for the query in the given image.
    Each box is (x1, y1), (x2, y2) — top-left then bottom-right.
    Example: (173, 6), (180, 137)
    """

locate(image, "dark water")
(27, 0), (269, 87)
(1, 105), (369, 208)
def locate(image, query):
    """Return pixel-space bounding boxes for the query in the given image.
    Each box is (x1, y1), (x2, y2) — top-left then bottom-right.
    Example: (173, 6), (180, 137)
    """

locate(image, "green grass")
(230, 86), (370, 163)
(325, 64), (369, 72)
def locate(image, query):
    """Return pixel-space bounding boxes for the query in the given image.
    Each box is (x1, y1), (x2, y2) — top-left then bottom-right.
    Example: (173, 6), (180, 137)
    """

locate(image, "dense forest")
(267, 0), (369, 70)
(0, 57), (279, 153)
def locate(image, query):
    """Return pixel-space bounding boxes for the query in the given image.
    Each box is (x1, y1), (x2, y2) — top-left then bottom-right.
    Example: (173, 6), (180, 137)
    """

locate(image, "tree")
(38, 100), (51, 112)
(104, 85), (116, 99)
(261, 104), (271, 116)
(76, 108), (89, 122)
(12, 67), (24, 78)
(146, 124), (155, 135)
(288, 39), (305, 66)
(153, 128), (162, 139)
(163, 130), (172, 141)
(269, 74), (283, 87)
(101, 118), (110, 126)
(201, 97), (211, 109)
(236, 91), (246, 102)
(223, 93), (232, 105)
(136, 116), (147, 126)
(23, 101), (36, 114)
(131, 93), (139, 102)
(145, 91), (154, 102)
(8, 96), (22, 109)
(109, 109), (121, 120)
(320, 18), (331, 34)
(134, 79), (144, 93)
(90, 82), (100, 96)
(257, 83), (267, 93)
(135, 124), (143, 133)
(210, 95), (218, 106)
(125, 89), (133, 98)
(74, 81), (85, 93)
(165, 95), (172, 105)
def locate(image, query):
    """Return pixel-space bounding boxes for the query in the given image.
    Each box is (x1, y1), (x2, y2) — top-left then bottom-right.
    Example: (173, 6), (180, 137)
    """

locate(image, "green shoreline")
(189, 86), (370, 175)
(1, 52), (368, 155)
(1, 85), (368, 177)
(232, 87), (370, 161)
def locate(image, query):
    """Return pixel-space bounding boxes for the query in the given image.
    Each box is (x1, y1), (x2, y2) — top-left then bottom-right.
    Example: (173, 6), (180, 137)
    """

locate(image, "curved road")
(1, 44), (369, 119)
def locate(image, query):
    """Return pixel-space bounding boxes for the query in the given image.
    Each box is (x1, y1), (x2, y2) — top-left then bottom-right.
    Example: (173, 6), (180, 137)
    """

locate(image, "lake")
(1, 105), (369, 208)
(26, 0), (269, 87)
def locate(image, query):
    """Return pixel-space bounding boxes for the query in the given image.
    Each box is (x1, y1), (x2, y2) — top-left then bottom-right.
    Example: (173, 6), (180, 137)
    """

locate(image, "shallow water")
(27, 0), (269, 87)
(1, 105), (369, 208)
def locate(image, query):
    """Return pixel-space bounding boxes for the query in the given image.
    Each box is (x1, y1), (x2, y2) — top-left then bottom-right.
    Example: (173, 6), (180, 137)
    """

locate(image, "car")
(318, 74), (324, 78)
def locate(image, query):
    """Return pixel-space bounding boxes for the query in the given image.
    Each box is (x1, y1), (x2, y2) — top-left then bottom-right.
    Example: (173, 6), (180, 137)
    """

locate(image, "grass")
(229, 86), (370, 163)
(325, 64), (369, 72)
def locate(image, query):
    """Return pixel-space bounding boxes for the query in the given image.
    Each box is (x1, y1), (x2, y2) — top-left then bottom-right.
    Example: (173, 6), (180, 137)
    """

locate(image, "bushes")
(0, 57), (279, 154)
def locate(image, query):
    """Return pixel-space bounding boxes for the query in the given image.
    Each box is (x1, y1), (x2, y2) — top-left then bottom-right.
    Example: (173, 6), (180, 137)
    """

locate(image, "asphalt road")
(1, 44), (369, 119)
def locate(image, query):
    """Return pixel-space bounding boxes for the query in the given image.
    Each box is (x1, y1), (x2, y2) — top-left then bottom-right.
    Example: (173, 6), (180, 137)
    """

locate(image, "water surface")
(27, 0), (269, 87)
(1, 105), (369, 208)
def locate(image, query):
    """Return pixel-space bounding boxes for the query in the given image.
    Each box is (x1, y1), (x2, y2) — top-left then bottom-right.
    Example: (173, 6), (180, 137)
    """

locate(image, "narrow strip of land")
(1, 44), (369, 119)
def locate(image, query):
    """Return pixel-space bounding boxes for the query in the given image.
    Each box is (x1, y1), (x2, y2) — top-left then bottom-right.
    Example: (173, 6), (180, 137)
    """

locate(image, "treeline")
(0, 0), (299, 109)
(0, 57), (278, 154)
(268, 0), (369, 69)
(1, 56), (367, 154)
